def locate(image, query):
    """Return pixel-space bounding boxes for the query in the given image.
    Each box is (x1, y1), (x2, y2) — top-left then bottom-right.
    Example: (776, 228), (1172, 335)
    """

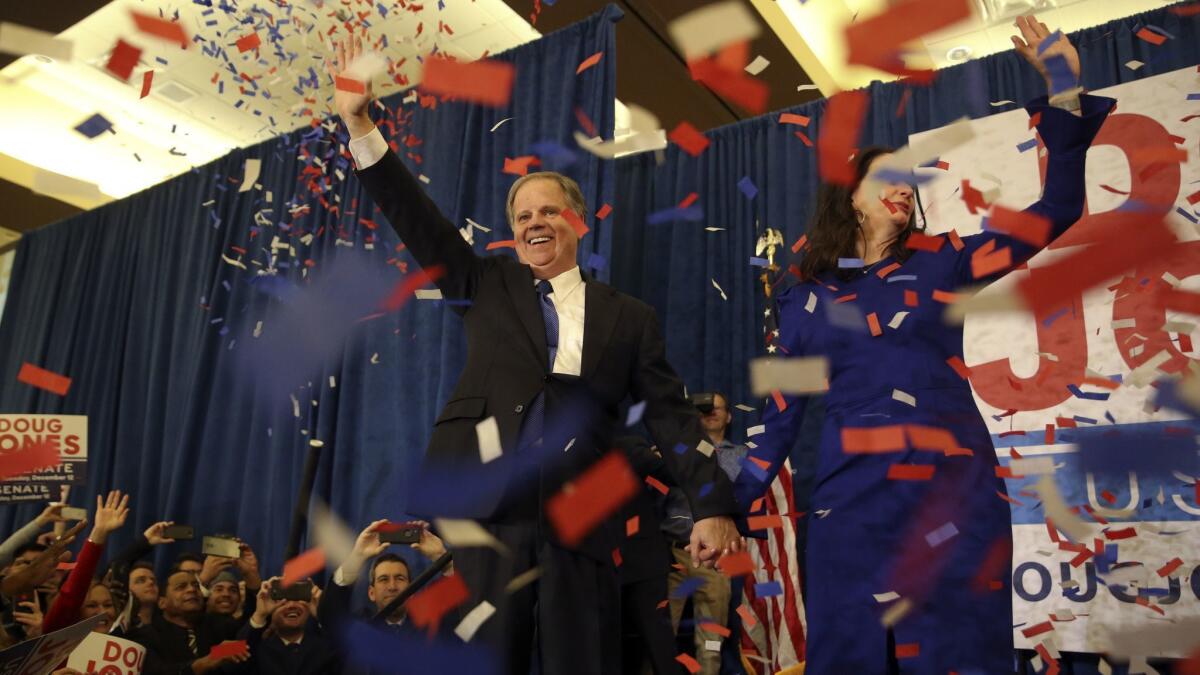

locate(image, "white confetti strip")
(668, 1), (761, 59)
(696, 439), (714, 457)
(873, 591), (900, 603)
(924, 522), (958, 547)
(454, 601), (496, 642)
(711, 278), (727, 300)
(749, 356), (829, 396)
(804, 291), (817, 313)
(746, 424), (765, 437)
(887, 311), (909, 329)
(239, 159), (261, 192)
(891, 389), (916, 407)
(415, 289), (443, 300)
(476, 417), (502, 464)
(490, 118), (513, 133)
(435, 518), (509, 554)
(744, 55), (770, 75)
(1125, 60), (1144, 71)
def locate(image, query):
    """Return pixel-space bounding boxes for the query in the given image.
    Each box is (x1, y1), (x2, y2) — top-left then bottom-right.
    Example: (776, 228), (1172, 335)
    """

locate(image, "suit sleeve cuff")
(333, 566), (358, 586)
(348, 127), (388, 170)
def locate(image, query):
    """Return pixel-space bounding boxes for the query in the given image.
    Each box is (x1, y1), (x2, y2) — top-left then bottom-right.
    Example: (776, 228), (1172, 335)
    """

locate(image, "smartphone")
(378, 523), (423, 545)
(201, 536), (241, 558)
(269, 579), (313, 602)
(162, 524), (194, 541)
(60, 507), (87, 521)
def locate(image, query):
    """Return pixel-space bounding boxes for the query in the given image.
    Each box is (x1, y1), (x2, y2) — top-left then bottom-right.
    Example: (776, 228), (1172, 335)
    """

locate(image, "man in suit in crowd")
(128, 566), (249, 674)
(238, 577), (339, 675)
(328, 37), (742, 675)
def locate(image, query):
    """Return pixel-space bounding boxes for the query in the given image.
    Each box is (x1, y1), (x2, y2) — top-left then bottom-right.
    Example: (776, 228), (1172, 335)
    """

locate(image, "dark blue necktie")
(519, 280), (558, 450)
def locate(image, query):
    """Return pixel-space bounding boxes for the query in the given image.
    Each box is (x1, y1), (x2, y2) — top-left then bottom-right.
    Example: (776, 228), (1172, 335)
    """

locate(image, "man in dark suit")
(615, 434), (683, 675)
(128, 567), (249, 674)
(237, 577), (339, 675)
(328, 37), (743, 675)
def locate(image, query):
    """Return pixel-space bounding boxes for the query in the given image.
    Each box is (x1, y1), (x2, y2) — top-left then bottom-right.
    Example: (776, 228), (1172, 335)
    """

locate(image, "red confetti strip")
(947, 229), (964, 251)
(236, 32), (261, 53)
(1104, 527), (1137, 540)
(420, 57), (515, 107)
(1136, 27), (1167, 46)
(779, 113), (809, 126)
(18, 363), (71, 396)
(875, 262), (901, 278)
(485, 240), (516, 250)
(668, 121), (710, 157)
(971, 243), (1013, 279)
(407, 573), (469, 635)
(989, 206), (1051, 247)
(845, 0), (970, 73)
(960, 179), (991, 214)
(747, 514), (783, 530)
(716, 551), (755, 577)
(931, 289), (962, 303)
(736, 604), (757, 628)
(209, 641), (249, 659)
(945, 356), (971, 380)
(678, 192), (699, 208)
(770, 389), (787, 412)
(887, 463), (935, 480)
(794, 131), (814, 147)
(833, 293), (857, 303)
(1098, 184), (1130, 195)
(688, 56), (769, 115)
(1022, 621), (1054, 638)
(698, 621), (732, 638)
(790, 234), (808, 254)
(904, 290), (918, 307)
(905, 232), (944, 252)
(575, 51), (603, 75)
(502, 156), (540, 176)
(644, 475), (669, 495)
(105, 39), (141, 81)
(906, 424), (971, 456)
(1187, 189), (1200, 205)
(130, 10), (189, 49)
(842, 425), (906, 453)
(817, 91), (868, 185)
(547, 452), (638, 547)
(895, 642), (921, 659)
(866, 312), (882, 336)
(676, 653), (701, 674)
(625, 516), (639, 537)
(140, 70), (154, 99)
(56, 562), (77, 571)
(380, 265), (446, 313)
(1045, 424), (1055, 444)
(281, 548), (325, 587)
(335, 76), (366, 94)
(612, 548), (622, 566)
(563, 209), (589, 238)
(595, 203), (612, 220)
(1157, 557), (1184, 577)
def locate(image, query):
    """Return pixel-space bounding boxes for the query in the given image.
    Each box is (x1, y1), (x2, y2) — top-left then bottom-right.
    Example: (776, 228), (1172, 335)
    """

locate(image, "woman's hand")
(89, 490), (130, 545)
(1010, 14), (1080, 93)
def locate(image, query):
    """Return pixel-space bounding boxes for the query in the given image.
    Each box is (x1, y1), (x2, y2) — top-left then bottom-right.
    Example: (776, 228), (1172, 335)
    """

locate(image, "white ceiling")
(0, 0), (542, 208)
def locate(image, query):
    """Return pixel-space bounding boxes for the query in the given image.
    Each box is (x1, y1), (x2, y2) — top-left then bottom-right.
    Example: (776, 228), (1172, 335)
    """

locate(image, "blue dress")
(734, 94), (1113, 674)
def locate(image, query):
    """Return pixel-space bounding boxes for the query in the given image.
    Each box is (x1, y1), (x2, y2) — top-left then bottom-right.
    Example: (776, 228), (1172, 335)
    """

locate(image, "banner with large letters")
(0, 413), (88, 503)
(911, 66), (1200, 656)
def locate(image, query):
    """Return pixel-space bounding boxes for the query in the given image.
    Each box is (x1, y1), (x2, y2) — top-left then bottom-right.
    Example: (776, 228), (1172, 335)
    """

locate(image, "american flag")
(739, 458), (806, 674)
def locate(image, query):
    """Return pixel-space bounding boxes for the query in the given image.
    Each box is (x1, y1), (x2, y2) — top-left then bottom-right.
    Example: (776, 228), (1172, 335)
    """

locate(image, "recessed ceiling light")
(946, 45), (973, 62)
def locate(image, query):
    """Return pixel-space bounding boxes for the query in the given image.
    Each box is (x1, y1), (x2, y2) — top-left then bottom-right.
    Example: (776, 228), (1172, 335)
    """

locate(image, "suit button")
(514, 404), (524, 414)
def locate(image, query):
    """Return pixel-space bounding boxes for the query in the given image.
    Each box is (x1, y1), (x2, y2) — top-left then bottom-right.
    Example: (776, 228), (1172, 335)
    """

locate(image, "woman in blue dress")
(732, 16), (1114, 674)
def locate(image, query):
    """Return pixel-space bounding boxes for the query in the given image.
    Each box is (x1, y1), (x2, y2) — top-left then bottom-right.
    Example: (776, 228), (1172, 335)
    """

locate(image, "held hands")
(326, 37), (376, 138)
(1011, 15), (1081, 93)
(688, 516), (744, 568)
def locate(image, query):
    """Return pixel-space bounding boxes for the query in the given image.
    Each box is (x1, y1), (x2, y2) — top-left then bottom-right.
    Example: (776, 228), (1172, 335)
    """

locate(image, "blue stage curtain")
(610, 1), (1200, 632)
(0, 7), (619, 583)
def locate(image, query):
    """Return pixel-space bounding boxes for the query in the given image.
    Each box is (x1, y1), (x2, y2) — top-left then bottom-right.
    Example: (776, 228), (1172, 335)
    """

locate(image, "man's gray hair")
(505, 171), (587, 227)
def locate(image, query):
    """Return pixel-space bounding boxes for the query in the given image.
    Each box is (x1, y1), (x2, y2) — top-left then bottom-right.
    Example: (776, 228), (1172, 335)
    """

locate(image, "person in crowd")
(0, 520), (86, 646)
(206, 569), (242, 618)
(733, 17), (1114, 674)
(237, 576), (339, 675)
(328, 36), (742, 674)
(129, 566), (248, 674)
(613, 434), (678, 675)
(43, 490), (130, 633)
(663, 393), (748, 674)
(106, 520), (177, 634)
(0, 503), (67, 568)
(123, 561), (161, 631)
(321, 519), (451, 637)
(79, 581), (118, 633)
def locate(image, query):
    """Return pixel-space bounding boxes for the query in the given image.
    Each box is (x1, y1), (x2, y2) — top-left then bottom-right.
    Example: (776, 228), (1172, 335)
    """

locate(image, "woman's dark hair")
(798, 145), (925, 281)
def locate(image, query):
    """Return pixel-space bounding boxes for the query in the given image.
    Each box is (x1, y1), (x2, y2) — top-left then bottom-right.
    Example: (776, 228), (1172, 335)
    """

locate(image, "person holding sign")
(734, 16), (1115, 675)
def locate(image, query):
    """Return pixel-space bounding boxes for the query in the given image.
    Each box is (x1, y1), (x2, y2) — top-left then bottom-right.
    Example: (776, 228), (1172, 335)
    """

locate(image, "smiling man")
(329, 37), (743, 675)
(128, 567), (248, 675)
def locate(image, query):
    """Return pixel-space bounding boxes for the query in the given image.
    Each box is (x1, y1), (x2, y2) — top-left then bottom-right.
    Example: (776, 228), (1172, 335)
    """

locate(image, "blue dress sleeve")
(733, 287), (814, 512)
(955, 93), (1115, 286)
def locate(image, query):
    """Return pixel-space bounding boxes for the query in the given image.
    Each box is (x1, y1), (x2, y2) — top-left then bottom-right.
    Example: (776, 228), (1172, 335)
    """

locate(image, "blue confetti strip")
(672, 577), (705, 599)
(838, 257), (864, 268)
(737, 176), (758, 200)
(626, 401), (646, 427)
(587, 252), (607, 270)
(647, 206), (704, 225)
(1067, 384), (1110, 401)
(1187, 93), (1200, 101)
(699, 481), (713, 497)
(739, 457), (768, 483)
(754, 581), (783, 597)
(1176, 207), (1198, 224)
(886, 275), (917, 283)
(1073, 415), (1097, 425)
(673, 442), (688, 455)
(1016, 138), (1039, 153)
(1036, 30), (1063, 56)
(749, 257), (768, 267)
(74, 113), (113, 138)
(1043, 54), (1078, 95)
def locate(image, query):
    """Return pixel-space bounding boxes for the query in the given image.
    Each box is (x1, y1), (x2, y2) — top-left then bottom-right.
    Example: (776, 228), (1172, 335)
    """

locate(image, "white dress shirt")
(348, 126), (588, 376)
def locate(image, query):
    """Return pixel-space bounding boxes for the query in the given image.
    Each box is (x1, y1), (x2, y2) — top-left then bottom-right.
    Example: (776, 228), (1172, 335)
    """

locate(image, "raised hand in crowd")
(307, 584), (322, 620)
(341, 519), (390, 578)
(89, 490), (130, 545)
(143, 521), (177, 546)
(1, 520), (86, 596)
(35, 503), (67, 528)
(235, 542), (262, 590)
(199, 554), (236, 587)
(250, 577), (282, 627)
(409, 520), (453, 574)
(326, 37), (375, 138)
(11, 594), (44, 639)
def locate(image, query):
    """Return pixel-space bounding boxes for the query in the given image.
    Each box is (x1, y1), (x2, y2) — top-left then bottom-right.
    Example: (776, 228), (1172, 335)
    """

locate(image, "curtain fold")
(0, 7), (620, 581)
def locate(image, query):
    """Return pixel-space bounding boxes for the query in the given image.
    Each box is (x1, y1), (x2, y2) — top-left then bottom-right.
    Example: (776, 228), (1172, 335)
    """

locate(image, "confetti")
(575, 51), (603, 75)
(129, 10), (188, 49)
(717, 551), (754, 577)
(891, 389), (916, 407)
(675, 653), (701, 674)
(104, 39), (141, 81)
(744, 55), (770, 75)
(281, 548), (325, 587)
(235, 32), (260, 53)
(74, 113), (112, 139)
(546, 452), (638, 547)
(845, 0), (970, 73)
(238, 159), (261, 193)
(688, 51), (769, 115)
(476, 417), (502, 464)
(420, 57), (516, 108)
(0, 22), (72, 61)
(595, 204), (612, 220)
(986, 206), (1050, 246)
(209, 641), (249, 659)
(842, 426), (906, 454)
(888, 464), (934, 481)
(435, 519), (509, 555)
(667, 1), (761, 59)
(502, 156), (539, 176)
(17, 362), (72, 396)
(335, 76), (366, 94)
(668, 121), (710, 157)
(737, 176), (758, 199)
(779, 113), (809, 127)
(748, 356), (829, 396)
(140, 70), (154, 99)
(407, 574), (469, 635)
(711, 278), (727, 301)
(1135, 26), (1168, 46)
(454, 601), (496, 642)
(817, 91), (868, 184)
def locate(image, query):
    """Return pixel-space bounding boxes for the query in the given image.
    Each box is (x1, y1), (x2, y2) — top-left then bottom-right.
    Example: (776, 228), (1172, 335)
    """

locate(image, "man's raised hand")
(326, 37), (376, 138)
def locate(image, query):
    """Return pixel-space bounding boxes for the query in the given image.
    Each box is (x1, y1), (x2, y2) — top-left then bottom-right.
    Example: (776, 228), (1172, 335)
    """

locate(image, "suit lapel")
(502, 262), (550, 370)
(581, 279), (621, 380)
